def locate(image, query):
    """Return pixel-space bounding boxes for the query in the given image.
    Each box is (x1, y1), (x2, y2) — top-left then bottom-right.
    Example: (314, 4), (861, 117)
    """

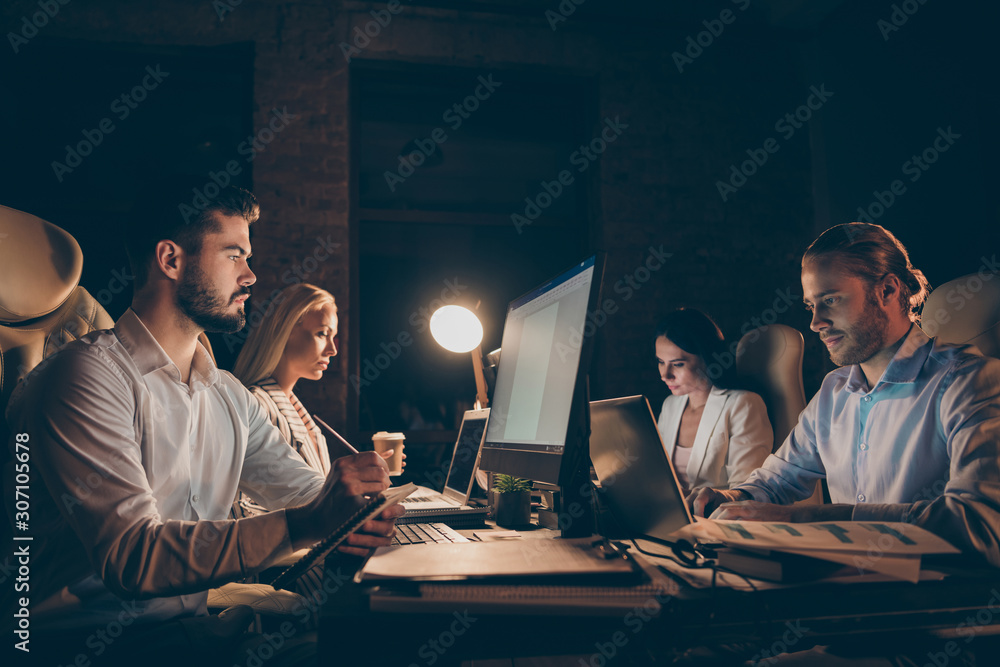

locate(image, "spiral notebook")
(269, 483), (418, 590)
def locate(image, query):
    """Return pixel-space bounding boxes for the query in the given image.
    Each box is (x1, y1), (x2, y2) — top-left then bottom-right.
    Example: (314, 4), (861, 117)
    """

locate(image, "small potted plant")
(493, 473), (532, 528)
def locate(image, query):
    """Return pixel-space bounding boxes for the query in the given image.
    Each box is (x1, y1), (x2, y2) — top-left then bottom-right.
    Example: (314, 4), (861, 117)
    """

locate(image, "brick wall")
(1, 0), (818, 432)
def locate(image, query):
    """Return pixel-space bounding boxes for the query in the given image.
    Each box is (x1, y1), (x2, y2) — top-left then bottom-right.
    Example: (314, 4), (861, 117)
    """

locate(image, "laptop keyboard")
(401, 496), (439, 504)
(392, 522), (470, 546)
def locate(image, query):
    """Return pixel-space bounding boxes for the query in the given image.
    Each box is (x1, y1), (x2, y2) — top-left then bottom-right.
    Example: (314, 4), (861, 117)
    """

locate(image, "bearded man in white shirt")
(690, 223), (1000, 567)
(5, 180), (401, 665)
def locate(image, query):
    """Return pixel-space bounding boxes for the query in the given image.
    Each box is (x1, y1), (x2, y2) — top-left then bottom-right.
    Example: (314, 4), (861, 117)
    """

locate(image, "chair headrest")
(923, 273), (1000, 352)
(0, 205), (84, 324)
(736, 324), (798, 377)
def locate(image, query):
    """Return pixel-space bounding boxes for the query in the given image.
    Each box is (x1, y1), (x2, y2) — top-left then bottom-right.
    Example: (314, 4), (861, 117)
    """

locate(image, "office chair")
(922, 272), (1000, 359)
(735, 324), (823, 504)
(0, 205), (114, 551)
(0, 205), (114, 435)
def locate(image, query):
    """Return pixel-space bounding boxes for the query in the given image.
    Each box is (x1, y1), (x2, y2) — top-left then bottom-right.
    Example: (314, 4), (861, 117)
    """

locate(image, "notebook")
(364, 537), (676, 614)
(269, 482), (417, 590)
(398, 408), (490, 525)
(589, 395), (694, 541)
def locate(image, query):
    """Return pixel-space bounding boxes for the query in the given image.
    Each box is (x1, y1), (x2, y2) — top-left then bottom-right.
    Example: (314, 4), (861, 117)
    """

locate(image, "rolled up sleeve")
(854, 356), (1000, 565)
(736, 393), (827, 505)
(18, 348), (296, 599)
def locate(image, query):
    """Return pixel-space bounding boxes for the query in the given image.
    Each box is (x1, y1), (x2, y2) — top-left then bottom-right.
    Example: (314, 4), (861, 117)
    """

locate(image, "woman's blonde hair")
(232, 283), (337, 387)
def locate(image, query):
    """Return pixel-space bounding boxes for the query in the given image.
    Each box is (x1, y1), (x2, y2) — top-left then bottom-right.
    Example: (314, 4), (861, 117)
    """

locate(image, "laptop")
(398, 408), (490, 526)
(589, 396), (694, 541)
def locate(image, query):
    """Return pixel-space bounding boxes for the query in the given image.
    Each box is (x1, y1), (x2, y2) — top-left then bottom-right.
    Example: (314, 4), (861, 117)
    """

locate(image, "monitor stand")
(550, 379), (595, 538)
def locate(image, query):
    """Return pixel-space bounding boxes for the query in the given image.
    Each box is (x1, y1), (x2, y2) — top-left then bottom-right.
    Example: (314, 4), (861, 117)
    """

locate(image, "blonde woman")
(233, 283), (338, 487)
(230, 283), (345, 612)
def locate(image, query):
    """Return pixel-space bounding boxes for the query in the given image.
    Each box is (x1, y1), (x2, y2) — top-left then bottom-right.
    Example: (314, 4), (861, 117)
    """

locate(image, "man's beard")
(826, 293), (890, 366)
(176, 263), (248, 334)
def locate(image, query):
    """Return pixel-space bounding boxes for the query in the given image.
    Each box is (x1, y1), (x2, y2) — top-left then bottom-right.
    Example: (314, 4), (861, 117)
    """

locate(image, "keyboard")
(392, 522), (471, 546)
(402, 495), (453, 504)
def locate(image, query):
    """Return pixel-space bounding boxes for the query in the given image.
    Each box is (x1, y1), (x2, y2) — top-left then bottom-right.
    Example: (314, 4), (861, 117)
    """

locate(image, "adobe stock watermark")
(512, 116), (628, 234)
(747, 620), (810, 666)
(921, 256), (999, 338)
(555, 245), (672, 363)
(51, 65), (170, 182)
(179, 107), (298, 223)
(15, 263), (136, 380)
(350, 277), (469, 393)
(340, 0), (409, 62)
(384, 74), (502, 192)
(850, 523), (921, 575)
(672, 0), (752, 73)
(704, 287), (798, 380)
(877, 0), (930, 41)
(405, 611), (477, 667)
(7, 0), (72, 54)
(58, 446), (136, 516)
(853, 126), (960, 224)
(509, 403), (644, 546)
(212, 0), (243, 21)
(47, 598), (143, 664)
(918, 589), (1000, 667)
(545, 0), (586, 30)
(576, 591), (675, 667)
(716, 84), (834, 202)
(231, 568), (353, 667)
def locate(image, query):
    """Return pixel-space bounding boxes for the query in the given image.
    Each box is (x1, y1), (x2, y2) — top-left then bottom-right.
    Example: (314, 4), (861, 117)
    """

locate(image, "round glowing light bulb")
(430, 305), (484, 353)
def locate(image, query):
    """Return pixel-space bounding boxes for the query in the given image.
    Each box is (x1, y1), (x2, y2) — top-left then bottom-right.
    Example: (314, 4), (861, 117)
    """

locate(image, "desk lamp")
(429, 304), (490, 409)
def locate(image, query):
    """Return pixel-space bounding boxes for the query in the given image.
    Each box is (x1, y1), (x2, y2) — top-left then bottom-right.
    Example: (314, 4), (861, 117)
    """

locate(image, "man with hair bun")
(691, 222), (1000, 569)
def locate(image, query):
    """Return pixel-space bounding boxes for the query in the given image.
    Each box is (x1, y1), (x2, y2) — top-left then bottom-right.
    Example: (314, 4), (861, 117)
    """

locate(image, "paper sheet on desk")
(361, 537), (635, 581)
(677, 519), (958, 554)
(675, 519), (958, 583)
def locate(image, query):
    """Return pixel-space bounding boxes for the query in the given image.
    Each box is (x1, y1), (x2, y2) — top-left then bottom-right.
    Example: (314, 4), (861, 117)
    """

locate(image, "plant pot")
(494, 490), (531, 528)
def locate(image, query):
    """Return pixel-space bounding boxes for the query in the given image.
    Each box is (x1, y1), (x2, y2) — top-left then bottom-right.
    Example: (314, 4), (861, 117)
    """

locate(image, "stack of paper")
(675, 519), (959, 583)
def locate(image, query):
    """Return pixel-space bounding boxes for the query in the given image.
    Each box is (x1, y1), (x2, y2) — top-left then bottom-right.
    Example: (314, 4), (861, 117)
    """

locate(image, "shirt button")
(858, 494), (866, 502)
(192, 495), (200, 503)
(863, 396), (872, 402)
(860, 443), (868, 451)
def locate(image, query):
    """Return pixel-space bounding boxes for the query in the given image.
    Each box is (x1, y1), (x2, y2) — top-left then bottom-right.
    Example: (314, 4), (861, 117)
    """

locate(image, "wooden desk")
(316, 528), (1000, 666)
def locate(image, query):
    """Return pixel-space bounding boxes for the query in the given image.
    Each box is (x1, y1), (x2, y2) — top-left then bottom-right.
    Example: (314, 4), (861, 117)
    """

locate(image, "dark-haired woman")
(654, 308), (772, 495)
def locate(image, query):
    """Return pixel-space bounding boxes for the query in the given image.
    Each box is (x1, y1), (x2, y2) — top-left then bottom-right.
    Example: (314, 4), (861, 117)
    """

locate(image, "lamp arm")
(471, 344), (489, 409)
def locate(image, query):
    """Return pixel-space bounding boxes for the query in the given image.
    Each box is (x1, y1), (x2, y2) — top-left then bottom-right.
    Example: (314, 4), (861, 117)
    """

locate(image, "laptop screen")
(443, 411), (489, 502)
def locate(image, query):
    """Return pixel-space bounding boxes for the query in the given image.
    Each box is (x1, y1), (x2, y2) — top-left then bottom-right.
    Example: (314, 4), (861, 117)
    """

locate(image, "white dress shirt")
(737, 325), (1000, 565)
(5, 309), (325, 630)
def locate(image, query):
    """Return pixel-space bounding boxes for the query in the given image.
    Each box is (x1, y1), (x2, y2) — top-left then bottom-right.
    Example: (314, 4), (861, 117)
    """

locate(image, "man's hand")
(687, 487), (750, 518)
(339, 504), (406, 556)
(712, 500), (854, 523)
(711, 500), (794, 521)
(286, 451), (391, 549)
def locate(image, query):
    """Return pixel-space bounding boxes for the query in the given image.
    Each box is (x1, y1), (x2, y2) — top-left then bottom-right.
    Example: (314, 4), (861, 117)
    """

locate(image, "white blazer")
(657, 387), (772, 490)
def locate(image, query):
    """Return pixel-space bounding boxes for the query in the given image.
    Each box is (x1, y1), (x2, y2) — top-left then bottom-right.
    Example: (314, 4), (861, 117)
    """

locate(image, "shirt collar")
(115, 308), (221, 388)
(845, 324), (931, 393)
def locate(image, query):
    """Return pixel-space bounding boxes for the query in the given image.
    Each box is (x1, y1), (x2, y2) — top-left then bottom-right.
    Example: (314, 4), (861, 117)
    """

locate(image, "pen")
(313, 415), (360, 454)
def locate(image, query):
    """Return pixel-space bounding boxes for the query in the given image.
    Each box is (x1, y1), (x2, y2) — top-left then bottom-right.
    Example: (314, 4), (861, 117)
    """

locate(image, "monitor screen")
(480, 255), (604, 485)
(443, 410), (489, 502)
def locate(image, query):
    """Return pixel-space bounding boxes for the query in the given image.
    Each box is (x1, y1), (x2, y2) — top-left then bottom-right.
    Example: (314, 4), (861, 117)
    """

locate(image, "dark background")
(0, 0), (995, 455)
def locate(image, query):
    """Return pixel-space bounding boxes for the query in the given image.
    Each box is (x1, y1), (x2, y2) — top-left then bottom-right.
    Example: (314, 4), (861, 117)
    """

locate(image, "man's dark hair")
(124, 175), (259, 289)
(802, 223), (930, 323)
(655, 307), (738, 389)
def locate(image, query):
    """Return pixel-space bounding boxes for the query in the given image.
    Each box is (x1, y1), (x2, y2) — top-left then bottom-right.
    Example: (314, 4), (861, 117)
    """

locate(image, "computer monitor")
(479, 254), (605, 491)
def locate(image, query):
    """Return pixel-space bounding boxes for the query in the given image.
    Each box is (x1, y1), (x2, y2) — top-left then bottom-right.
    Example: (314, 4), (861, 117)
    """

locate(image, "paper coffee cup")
(372, 431), (405, 476)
